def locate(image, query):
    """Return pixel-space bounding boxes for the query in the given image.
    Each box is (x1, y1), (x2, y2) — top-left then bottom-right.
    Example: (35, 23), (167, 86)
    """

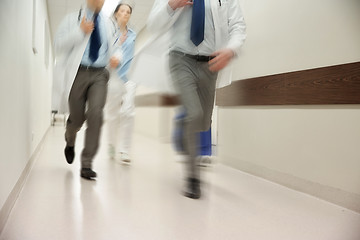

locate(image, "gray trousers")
(65, 67), (109, 168)
(169, 51), (218, 179)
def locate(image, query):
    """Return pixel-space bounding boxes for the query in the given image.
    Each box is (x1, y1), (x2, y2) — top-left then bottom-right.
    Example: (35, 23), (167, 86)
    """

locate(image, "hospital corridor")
(1, 0), (360, 239)
(0, 122), (359, 240)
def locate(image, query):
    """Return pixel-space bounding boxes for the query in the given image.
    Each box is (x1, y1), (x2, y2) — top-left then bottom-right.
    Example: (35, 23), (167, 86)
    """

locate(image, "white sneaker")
(120, 152), (131, 163)
(108, 144), (115, 160)
(198, 156), (212, 167)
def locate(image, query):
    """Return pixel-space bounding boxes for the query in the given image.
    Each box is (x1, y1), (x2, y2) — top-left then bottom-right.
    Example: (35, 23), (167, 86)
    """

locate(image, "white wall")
(218, 0), (360, 212)
(0, 0), (53, 219)
(233, 0), (360, 80)
(219, 106), (360, 195)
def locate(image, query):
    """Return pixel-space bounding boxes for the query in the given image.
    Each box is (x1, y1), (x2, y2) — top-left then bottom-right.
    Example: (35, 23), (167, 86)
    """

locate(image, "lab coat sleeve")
(107, 17), (123, 68)
(147, 0), (176, 33)
(54, 12), (86, 56)
(226, 0), (247, 56)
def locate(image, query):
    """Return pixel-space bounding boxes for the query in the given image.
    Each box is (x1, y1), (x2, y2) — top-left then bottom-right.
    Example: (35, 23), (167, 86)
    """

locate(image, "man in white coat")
(146, 0), (246, 198)
(52, 0), (120, 180)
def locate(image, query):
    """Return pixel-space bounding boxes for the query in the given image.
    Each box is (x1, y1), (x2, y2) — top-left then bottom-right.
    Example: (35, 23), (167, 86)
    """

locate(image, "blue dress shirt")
(114, 28), (136, 82)
(80, 8), (110, 67)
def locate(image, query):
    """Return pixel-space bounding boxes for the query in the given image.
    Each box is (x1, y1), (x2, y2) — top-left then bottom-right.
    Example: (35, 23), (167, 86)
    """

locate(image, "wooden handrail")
(216, 61), (360, 106)
(134, 62), (360, 107)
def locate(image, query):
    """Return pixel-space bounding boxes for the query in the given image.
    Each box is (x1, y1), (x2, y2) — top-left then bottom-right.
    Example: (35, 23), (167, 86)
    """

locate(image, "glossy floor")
(1, 125), (360, 240)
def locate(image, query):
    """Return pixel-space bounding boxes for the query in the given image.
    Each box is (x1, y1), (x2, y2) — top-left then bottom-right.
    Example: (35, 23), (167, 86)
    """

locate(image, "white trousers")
(105, 75), (136, 155)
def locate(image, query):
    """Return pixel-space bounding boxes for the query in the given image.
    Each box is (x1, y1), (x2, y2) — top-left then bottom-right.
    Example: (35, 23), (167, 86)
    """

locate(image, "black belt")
(171, 50), (215, 62)
(79, 65), (105, 71)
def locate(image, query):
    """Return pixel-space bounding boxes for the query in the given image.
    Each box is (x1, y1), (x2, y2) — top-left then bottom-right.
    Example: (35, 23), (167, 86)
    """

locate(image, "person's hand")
(208, 49), (235, 72)
(80, 16), (94, 34)
(109, 56), (120, 69)
(168, 0), (193, 10)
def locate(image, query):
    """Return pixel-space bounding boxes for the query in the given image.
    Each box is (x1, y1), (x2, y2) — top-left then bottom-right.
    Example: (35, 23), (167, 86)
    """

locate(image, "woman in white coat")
(105, 0), (137, 164)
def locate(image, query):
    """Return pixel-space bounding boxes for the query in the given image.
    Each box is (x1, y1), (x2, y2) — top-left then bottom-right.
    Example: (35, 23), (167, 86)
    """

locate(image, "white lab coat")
(129, 0), (246, 91)
(51, 9), (119, 113)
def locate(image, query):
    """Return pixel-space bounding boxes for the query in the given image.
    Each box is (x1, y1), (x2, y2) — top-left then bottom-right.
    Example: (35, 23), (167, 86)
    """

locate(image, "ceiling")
(46, 0), (155, 40)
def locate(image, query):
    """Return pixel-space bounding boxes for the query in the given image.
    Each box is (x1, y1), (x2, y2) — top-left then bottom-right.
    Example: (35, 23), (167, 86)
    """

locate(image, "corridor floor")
(1, 124), (360, 240)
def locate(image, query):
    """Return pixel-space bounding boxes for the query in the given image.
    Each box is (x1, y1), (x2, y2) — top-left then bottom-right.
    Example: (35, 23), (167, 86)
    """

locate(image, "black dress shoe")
(80, 168), (97, 180)
(64, 145), (75, 164)
(183, 178), (201, 199)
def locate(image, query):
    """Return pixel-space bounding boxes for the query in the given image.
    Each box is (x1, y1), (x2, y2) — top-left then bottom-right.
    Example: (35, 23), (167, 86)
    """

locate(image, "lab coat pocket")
(217, 0), (229, 26)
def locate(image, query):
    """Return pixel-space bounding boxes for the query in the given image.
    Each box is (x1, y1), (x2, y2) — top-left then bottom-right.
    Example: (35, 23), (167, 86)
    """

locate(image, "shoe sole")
(184, 192), (201, 199)
(81, 175), (96, 180)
